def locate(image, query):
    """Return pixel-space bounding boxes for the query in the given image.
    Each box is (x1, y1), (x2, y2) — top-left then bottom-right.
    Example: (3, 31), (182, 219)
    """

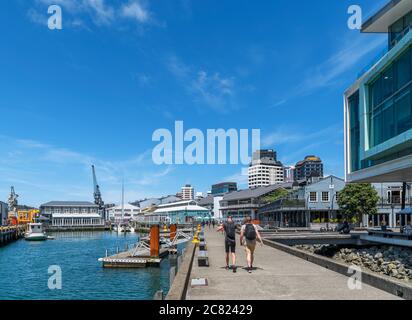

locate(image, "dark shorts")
(225, 238), (236, 253)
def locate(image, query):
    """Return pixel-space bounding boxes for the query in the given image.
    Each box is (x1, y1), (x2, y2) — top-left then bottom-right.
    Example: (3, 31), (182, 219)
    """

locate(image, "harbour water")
(0, 231), (172, 300)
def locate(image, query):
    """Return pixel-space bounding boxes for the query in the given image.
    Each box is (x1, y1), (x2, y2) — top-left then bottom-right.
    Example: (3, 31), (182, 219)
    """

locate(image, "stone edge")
(165, 241), (197, 300)
(263, 238), (412, 300)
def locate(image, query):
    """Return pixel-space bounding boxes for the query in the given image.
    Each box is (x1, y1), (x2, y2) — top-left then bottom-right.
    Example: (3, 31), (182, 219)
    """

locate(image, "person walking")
(240, 216), (263, 273)
(217, 216), (237, 273)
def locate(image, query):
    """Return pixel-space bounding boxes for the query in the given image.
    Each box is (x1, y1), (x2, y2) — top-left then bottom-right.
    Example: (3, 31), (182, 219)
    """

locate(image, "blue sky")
(0, 0), (389, 206)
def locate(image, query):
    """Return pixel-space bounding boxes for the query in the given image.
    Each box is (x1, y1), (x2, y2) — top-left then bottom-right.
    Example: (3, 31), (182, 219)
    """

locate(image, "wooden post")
(170, 224), (177, 241)
(150, 225), (160, 257)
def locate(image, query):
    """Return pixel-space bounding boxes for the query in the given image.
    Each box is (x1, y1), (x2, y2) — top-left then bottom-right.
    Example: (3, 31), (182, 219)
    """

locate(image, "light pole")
(327, 177), (335, 231)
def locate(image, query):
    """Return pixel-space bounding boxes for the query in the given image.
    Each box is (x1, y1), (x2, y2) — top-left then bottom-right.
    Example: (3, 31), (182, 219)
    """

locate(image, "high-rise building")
(181, 184), (194, 200)
(248, 149), (284, 188)
(344, 0), (412, 183)
(294, 156), (324, 181)
(211, 182), (237, 195)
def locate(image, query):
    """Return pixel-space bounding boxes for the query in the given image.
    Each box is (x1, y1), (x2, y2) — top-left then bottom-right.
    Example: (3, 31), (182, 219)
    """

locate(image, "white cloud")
(191, 70), (235, 111)
(30, 0), (156, 29)
(84, 0), (115, 25)
(166, 55), (236, 113)
(121, 1), (150, 23)
(0, 135), (173, 206)
(272, 34), (386, 107)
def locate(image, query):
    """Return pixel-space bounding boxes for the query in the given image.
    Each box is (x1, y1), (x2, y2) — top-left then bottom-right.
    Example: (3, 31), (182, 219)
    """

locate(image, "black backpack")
(245, 223), (256, 240)
(225, 222), (236, 240)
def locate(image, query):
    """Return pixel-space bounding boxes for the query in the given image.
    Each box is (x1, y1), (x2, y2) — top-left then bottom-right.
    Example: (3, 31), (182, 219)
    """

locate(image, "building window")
(349, 91), (360, 172)
(368, 46), (412, 148)
(309, 192), (317, 202)
(321, 192), (330, 202)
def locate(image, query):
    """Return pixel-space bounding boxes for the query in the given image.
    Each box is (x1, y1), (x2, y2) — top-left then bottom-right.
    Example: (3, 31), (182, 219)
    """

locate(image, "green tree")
(261, 188), (290, 203)
(337, 183), (379, 224)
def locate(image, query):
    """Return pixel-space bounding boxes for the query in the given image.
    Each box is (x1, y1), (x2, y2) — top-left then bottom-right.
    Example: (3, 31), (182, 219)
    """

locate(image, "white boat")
(25, 223), (48, 241)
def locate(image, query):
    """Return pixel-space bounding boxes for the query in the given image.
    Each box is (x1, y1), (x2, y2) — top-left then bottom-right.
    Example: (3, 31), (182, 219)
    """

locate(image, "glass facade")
(368, 45), (412, 148)
(389, 10), (412, 48)
(348, 91), (360, 172)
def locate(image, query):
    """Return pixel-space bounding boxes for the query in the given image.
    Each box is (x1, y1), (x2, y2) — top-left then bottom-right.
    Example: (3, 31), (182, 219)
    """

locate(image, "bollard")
(150, 225), (160, 258)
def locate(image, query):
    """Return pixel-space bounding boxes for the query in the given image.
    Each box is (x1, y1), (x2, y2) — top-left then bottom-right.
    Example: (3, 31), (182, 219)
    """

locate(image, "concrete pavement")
(185, 227), (400, 300)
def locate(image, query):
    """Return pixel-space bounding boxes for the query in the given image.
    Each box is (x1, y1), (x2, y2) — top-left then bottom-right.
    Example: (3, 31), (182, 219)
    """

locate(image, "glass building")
(211, 182), (237, 195)
(344, 0), (412, 183)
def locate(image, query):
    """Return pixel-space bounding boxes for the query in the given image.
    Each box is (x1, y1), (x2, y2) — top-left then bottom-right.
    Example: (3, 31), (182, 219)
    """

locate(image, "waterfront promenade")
(185, 227), (399, 300)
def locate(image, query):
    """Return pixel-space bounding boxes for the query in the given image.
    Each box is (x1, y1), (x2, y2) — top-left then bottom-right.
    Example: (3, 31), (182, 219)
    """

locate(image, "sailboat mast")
(121, 180), (124, 222)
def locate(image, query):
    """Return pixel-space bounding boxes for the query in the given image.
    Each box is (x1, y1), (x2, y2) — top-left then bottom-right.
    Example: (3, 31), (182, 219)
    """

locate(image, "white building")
(106, 203), (141, 223)
(248, 150), (284, 188)
(51, 213), (104, 229)
(142, 200), (211, 224)
(181, 185), (194, 200)
(40, 201), (105, 230)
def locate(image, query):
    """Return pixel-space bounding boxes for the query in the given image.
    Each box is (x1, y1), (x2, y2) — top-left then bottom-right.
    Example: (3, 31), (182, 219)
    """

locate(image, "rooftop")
(153, 204), (209, 214)
(52, 213), (102, 218)
(222, 183), (293, 201)
(40, 201), (98, 207)
(362, 0), (411, 33)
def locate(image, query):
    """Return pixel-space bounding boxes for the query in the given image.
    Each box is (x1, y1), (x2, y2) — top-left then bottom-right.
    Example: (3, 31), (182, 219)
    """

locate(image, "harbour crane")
(92, 165), (105, 218)
(7, 186), (18, 213)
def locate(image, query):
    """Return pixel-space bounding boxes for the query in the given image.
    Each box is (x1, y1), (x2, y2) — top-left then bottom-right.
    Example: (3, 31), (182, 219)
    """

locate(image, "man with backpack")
(217, 216), (237, 273)
(240, 216), (263, 273)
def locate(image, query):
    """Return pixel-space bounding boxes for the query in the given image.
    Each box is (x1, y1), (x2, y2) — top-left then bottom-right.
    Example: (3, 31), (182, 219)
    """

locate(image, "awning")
(399, 207), (412, 215)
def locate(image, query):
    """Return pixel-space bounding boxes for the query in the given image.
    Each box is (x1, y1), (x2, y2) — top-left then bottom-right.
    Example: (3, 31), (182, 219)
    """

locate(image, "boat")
(25, 223), (48, 241)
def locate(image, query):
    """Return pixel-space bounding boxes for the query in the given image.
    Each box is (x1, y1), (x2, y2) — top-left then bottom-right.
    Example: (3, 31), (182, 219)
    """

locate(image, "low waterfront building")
(258, 176), (345, 228)
(294, 155), (324, 181)
(219, 183), (293, 223)
(40, 201), (104, 230)
(365, 183), (412, 227)
(143, 200), (211, 224)
(198, 195), (224, 220)
(0, 201), (8, 226)
(248, 149), (284, 188)
(50, 213), (104, 230)
(131, 195), (181, 212)
(106, 203), (141, 223)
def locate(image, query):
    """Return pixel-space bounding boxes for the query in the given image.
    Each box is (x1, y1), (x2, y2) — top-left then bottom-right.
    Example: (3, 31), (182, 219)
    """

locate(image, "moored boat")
(25, 223), (48, 241)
